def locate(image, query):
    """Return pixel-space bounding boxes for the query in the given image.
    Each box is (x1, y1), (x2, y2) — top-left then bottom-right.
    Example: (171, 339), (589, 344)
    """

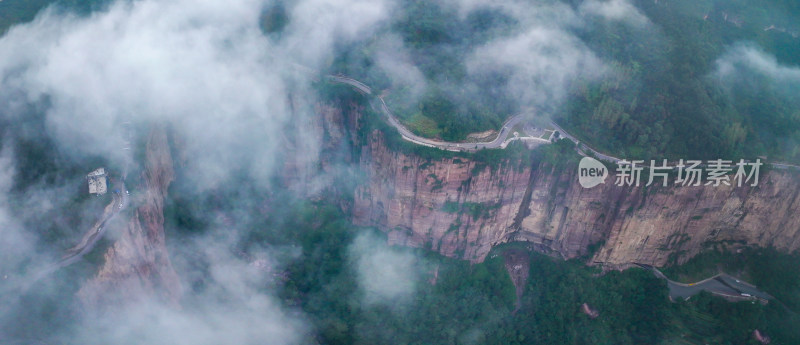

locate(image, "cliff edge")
(354, 129), (800, 267)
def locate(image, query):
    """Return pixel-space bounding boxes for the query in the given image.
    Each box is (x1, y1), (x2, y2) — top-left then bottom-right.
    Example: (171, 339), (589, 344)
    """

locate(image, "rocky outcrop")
(78, 126), (182, 309)
(354, 131), (531, 261)
(354, 129), (800, 267)
(518, 162), (800, 269)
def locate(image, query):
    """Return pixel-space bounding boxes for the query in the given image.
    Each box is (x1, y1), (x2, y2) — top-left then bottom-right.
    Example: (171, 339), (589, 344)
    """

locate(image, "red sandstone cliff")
(354, 129), (800, 267)
(353, 130), (530, 261)
(78, 126), (182, 308)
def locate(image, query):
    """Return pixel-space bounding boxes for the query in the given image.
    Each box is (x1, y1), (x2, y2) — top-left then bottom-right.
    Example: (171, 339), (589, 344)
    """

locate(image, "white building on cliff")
(87, 168), (107, 195)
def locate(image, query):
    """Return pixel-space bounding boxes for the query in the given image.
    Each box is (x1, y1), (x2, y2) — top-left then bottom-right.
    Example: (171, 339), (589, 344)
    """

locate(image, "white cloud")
(349, 232), (419, 305)
(73, 232), (309, 345)
(579, 0), (649, 26)
(467, 25), (605, 113)
(0, 146), (31, 277)
(433, 1), (607, 116)
(0, 0), (390, 343)
(0, 0), (292, 190)
(0, 0), (392, 191)
(284, 0), (391, 69)
(373, 34), (427, 102)
(714, 43), (800, 83)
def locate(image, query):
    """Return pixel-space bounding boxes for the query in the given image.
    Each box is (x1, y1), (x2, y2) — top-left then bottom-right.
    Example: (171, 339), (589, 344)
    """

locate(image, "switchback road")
(635, 263), (772, 301)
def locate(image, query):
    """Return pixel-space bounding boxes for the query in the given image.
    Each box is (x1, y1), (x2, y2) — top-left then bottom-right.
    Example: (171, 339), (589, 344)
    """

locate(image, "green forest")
(157, 148), (800, 344)
(560, 0), (800, 162)
(326, 0), (800, 162)
(163, 164), (800, 344)
(327, 0), (519, 141)
(248, 200), (800, 344)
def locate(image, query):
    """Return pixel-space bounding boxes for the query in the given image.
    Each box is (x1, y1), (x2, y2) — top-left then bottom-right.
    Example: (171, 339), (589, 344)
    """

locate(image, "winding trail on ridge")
(328, 75), (800, 171)
(328, 75), (550, 152)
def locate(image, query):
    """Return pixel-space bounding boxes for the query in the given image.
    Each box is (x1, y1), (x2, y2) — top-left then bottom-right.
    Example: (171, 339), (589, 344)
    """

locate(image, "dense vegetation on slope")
(661, 247), (800, 343)
(329, 0), (800, 161)
(317, 81), (537, 168)
(559, 0), (800, 162)
(327, 1), (519, 141)
(256, 201), (800, 344)
(386, 1), (519, 141)
(663, 247), (800, 312)
(169, 168), (799, 344)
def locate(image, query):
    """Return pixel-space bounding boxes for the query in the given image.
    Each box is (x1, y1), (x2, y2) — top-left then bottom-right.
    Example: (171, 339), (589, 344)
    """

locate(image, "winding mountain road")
(328, 75), (550, 152)
(549, 121), (623, 163)
(329, 75), (800, 171)
(635, 263), (772, 301)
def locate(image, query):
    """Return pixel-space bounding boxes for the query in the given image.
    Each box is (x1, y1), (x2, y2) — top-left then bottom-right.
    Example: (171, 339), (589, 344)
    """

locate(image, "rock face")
(354, 131), (531, 262)
(78, 126), (182, 308)
(584, 167), (800, 268)
(354, 129), (800, 267)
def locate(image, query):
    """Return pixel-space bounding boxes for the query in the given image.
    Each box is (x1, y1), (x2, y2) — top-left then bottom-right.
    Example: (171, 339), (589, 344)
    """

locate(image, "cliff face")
(78, 126), (182, 308)
(353, 131), (531, 261)
(354, 129), (800, 267)
(584, 168), (800, 268)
